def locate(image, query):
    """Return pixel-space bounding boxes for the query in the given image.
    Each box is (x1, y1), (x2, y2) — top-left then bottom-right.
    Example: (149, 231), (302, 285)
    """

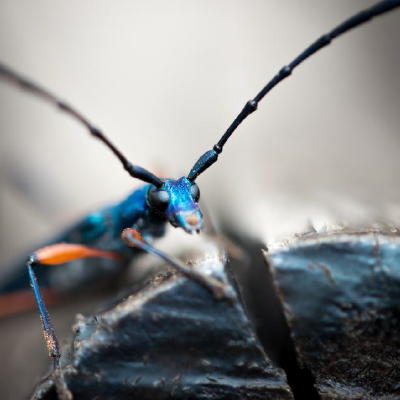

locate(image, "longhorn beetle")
(0, 0), (399, 366)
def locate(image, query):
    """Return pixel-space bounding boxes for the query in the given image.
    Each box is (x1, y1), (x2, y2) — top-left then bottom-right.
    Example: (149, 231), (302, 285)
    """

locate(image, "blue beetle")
(0, 0), (399, 363)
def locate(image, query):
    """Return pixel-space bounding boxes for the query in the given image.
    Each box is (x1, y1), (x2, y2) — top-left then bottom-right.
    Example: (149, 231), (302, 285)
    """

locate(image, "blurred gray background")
(1, 0), (400, 258)
(0, 0), (399, 398)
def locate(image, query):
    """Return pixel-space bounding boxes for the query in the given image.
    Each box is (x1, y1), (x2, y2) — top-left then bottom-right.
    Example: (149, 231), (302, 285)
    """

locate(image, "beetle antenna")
(0, 63), (163, 188)
(188, 0), (400, 181)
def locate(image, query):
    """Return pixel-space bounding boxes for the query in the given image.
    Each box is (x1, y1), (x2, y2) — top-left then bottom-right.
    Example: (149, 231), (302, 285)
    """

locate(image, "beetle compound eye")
(148, 189), (170, 211)
(190, 184), (200, 202)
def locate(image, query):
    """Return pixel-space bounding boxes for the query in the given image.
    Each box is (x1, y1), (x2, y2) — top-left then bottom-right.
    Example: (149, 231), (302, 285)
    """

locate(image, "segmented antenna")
(188, 0), (400, 181)
(0, 63), (163, 188)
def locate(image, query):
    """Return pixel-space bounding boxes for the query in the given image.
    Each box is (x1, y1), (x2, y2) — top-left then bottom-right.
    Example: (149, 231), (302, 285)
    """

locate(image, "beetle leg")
(27, 243), (122, 360)
(121, 228), (234, 301)
(27, 261), (61, 360)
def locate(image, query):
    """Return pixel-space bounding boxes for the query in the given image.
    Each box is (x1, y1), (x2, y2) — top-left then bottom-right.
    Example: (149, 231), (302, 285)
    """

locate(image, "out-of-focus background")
(0, 1), (399, 398)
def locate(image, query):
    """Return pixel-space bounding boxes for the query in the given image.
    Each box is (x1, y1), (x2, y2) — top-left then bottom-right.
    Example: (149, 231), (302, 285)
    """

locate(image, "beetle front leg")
(121, 228), (234, 301)
(27, 243), (122, 360)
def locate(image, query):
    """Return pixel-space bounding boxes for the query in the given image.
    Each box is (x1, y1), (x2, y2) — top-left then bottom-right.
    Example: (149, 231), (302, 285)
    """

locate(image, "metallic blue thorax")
(76, 184), (166, 255)
(114, 184), (165, 240)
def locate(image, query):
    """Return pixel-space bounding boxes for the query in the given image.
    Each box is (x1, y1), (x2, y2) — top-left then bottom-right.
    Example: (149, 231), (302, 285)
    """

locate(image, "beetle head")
(147, 176), (202, 233)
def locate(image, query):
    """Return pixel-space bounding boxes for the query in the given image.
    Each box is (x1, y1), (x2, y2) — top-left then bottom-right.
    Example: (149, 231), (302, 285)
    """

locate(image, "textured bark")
(33, 246), (293, 400)
(267, 230), (400, 399)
